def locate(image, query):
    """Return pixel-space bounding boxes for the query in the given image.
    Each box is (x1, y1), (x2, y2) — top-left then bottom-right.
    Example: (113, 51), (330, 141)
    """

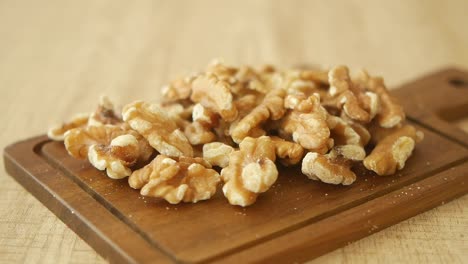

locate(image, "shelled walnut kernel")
(129, 155), (220, 204)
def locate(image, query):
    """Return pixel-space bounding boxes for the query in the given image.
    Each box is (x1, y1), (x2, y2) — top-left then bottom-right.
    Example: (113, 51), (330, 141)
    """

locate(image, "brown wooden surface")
(1, 1), (468, 263)
(4, 69), (468, 263)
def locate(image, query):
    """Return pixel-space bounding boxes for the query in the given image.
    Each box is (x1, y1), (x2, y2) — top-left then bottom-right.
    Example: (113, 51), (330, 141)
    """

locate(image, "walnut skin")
(88, 134), (140, 179)
(88, 96), (122, 127)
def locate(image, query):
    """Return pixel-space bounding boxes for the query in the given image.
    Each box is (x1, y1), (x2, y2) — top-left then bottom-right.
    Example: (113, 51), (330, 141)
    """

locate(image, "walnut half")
(122, 101), (193, 157)
(221, 136), (278, 206)
(64, 125), (153, 179)
(190, 74), (238, 122)
(88, 134), (140, 179)
(281, 93), (331, 152)
(301, 151), (356, 185)
(363, 125), (423, 176)
(48, 113), (89, 141)
(129, 155), (220, 204)
(202, 142), (235, 168)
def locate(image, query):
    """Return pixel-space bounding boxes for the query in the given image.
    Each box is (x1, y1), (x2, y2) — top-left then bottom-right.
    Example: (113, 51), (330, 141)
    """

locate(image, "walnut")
(234, 65), (269, 94)
(192, 103), (218, 127)
(287, 79), (317, 95)
(206, 59), (238, 81)
(234, 94), (259, 116)
(221, 136), (278, 206)
(350, 122), (371, 146)
(327, 116), (360, 145)
(160, 102), (190, 120)
(358, 70), (405, 128)
(184, 104), (218, 145)
(327, 115), (366, 161)
(258, 64), (276, 73)
(300, 69), (330, 85)
(341, 91), (371, 122)
(131, 130), (156, 164)
(64, 125), (126, 159)
(261, 71), (285, 91)
(88, 96), (122, 126)
(88, 134), (140, 179)
(277, 69), (323, 96)
(49, 97), (123, 141)
(228, 95), (261, 139)
(122, 101), (193, 157)
(211, 119), (236, 146)
(271, 136), (304, 165)
(203, 142), (235, 167)
(226, 94), (263, 140)
(301, 151), (356, 185)
(364, 125), (423, 176)
(191, 74), (238, 122)
(361, 92), (380, 120)
(184, 121), (216, 145)
(129, 155), (220, 204)
(368, 122), (423, 145)
(161, 75), (195, 102)
(281, 93), (330, 152)
(48, 113), (89, 141)
(178, 156), (212, 168)
(327, 66), (374, 123)
(328, 66), (351, 96)
(158, 102), (193, 129)
(284, 92), (328, 113)
(64, 125), (153, 178)
(230, 89), (286, 143)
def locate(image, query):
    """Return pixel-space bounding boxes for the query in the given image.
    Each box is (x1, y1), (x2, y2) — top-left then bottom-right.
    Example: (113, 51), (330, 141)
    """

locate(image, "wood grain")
(1, 0), (468, 263)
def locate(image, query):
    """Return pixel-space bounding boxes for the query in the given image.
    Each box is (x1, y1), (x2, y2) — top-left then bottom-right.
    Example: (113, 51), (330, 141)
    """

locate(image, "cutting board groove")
(4, 68), (468, 264)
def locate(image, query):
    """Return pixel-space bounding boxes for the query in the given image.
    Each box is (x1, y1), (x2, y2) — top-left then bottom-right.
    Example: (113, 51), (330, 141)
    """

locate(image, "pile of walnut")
(48, 61), (424, 207)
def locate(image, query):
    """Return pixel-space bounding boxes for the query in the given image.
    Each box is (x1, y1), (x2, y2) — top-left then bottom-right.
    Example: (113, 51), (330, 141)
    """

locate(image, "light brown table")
(1, 1), (467, 263)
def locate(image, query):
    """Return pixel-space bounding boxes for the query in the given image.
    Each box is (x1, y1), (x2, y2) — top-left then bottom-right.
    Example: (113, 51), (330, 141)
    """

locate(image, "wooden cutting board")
(4, 68), (468, 264)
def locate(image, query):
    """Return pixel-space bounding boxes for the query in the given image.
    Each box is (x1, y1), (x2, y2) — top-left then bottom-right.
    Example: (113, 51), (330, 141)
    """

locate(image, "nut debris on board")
(48, 60), (423, 206)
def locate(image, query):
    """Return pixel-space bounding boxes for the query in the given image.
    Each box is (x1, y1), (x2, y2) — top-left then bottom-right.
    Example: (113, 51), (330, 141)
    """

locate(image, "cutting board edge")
(4, 135), (468, 264)
(3, 136), (175, 264)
